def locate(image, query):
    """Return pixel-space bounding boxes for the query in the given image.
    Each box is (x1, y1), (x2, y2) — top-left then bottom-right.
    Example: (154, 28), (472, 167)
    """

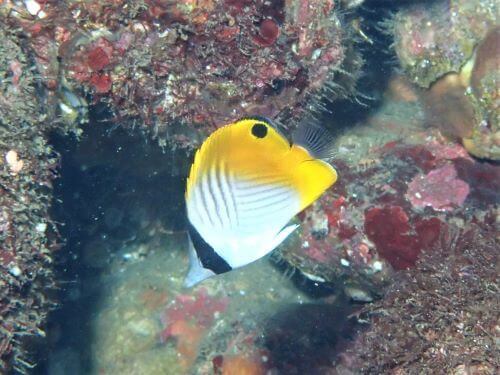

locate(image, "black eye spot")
(251, 123), (268, 138)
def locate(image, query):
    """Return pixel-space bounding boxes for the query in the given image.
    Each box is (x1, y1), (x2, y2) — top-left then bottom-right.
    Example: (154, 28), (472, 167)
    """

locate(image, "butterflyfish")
(184, 117), (337, 287)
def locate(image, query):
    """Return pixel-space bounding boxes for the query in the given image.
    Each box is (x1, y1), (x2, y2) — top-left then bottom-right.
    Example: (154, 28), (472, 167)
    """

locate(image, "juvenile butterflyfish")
(184, 117), (337, 287)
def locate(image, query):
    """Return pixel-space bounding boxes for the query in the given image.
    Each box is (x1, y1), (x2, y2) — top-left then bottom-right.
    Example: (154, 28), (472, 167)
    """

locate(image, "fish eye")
(251, 123), (268, 138)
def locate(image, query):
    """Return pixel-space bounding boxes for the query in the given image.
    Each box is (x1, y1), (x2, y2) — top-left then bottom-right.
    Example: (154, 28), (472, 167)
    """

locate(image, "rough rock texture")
(406, 164), (470, 211)
(0, 25), (61, 373)
(391, 0), (499, 160)
(2, 0), (363, 148)
(279, 138), (477, 300)
(421, 26), (499, 161)
(0, 0), (365, 370)
(391, 0), (497, 88)
(337, 219), (500, 374)
(462, 27), (500, 160)
(279, 84), (500, 302)
(0, 0), (366, 369)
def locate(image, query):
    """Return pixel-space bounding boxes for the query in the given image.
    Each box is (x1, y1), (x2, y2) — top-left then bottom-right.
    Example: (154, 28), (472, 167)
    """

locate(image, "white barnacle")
(340, 258), (350, 267)
(9, 265), (22, 277)
(5, 150), (24, 175)
(24, 0), (47, 18)
(36, 222), (47, 232)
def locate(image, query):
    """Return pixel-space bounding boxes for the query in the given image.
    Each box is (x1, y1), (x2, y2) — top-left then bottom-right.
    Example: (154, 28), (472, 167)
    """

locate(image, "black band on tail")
(187, 222), (232, 274)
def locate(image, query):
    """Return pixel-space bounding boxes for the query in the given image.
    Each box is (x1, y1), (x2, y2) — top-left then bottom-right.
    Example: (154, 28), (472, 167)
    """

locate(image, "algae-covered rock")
(2, 0), (363, 148)
(337, 221), (499, 373)
(0, 25), (59, 372)
(89, 234), (317, 375)
(463, 27), (500, 160)
(391, 0), (497, 88)
(421, 27), (500, 160)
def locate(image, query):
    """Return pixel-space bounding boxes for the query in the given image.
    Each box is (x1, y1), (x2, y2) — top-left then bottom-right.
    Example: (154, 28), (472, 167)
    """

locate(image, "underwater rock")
(391, 0), (497, 88)
(364, 206), (443, 270)
(421, 26), (500, 160)
(2, 0), (362, 147)
(280, 193), (393, 301)
(452, 157), (500, 207)
(462, 27), (500, 160)
(422, 72), (476, 141)
(160, 288), (229, 369)
(218, 354), (265, 375)
(391, 1), (499, 160)
(89, 232), (317, 374)
(0, 25), (62, 372)
(337, 220), (499, 373)
(192, 297), (355, 374)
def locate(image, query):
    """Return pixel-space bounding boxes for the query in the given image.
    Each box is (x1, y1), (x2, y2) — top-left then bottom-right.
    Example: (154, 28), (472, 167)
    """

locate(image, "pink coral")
(406, 163), (470, 211)
(425, 141), (471, 162)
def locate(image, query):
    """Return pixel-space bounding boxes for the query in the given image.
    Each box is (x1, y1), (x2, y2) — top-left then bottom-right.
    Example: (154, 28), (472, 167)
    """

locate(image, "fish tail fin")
(183, 235), (215, 288)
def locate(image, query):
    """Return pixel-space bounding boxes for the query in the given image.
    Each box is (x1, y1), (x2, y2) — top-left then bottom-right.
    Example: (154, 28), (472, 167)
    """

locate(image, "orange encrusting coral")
(169, 320), (204, 369)
(160, 288), (228, 369)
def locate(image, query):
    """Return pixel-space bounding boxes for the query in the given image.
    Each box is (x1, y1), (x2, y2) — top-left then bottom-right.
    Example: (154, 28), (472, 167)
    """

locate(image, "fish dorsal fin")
(292, 119), (336, 160)
(288, 117), (338, 211)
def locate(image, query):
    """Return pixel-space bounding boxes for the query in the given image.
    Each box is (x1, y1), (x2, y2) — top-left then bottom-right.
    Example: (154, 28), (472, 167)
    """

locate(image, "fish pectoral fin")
(268, 224), (299, 252)
(183, 236), (216, 288)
